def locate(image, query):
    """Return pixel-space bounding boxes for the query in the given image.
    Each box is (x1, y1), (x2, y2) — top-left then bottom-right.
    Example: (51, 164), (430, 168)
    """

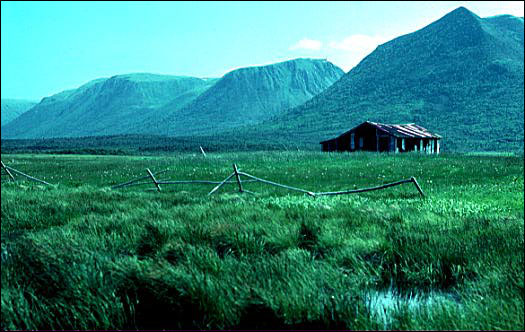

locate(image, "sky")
(1, 1), (523, 100)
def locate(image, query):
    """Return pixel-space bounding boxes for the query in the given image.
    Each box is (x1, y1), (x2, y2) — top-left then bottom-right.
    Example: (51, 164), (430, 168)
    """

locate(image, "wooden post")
(233, 164), (243, 193)
(1, 161), (16, 182)
(200, 146), (207, 157)
(146, 168), (161, 192)
(410, 177), (425, 197)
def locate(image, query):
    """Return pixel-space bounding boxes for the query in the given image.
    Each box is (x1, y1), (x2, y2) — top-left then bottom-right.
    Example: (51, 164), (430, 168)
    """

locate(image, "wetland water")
(365, 281), (461, 327)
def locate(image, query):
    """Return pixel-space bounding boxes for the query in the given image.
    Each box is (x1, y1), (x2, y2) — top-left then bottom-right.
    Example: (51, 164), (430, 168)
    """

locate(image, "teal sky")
(1, 1), (523, 100)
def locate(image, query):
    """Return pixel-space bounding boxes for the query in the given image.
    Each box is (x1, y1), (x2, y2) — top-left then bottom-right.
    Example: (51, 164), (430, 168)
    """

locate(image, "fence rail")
(315, 177), (424, 197)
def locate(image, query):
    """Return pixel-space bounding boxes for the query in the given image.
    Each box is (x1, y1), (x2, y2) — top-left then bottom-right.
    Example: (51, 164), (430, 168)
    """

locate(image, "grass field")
(1, 151), (524, 330)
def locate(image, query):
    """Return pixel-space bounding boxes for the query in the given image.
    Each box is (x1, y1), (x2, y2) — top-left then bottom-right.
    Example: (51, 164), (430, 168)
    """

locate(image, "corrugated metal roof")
(369, 122), (442, 138)
(320, 121), (441, 143)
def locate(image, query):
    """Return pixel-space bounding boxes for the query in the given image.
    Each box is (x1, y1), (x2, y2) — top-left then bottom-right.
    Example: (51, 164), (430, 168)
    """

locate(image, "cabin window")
(359, 137), (364, 148)
(350, 133), (355, 149)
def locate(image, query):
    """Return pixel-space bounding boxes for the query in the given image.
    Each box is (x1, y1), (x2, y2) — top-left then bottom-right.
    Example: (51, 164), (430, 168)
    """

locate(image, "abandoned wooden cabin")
(320, 121), (441, 154)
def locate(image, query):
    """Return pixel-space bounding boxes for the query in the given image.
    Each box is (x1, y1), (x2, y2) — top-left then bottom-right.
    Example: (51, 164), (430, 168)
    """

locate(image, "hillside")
(150, 58), (344, 136)
(1, 99), (37, 126)
(1, 74), (217, 139)
(238, 7), (524, 152)
(2, 59), (343, 139)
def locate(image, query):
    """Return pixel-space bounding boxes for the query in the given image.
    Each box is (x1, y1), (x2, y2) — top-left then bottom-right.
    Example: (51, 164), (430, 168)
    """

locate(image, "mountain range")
(1, 74), (218, 138)
(1, 7), (523, 152)
(1, 59), (343, 139)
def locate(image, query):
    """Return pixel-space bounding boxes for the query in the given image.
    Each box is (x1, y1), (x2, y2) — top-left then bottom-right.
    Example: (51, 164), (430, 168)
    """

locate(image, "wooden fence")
(1, 161), (53, 186)
(1, 159), (424, 198)
(112, 163), (425, 198)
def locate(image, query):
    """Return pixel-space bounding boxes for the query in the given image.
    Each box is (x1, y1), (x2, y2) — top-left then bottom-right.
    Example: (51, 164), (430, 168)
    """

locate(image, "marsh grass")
(1, 151), (523, 329)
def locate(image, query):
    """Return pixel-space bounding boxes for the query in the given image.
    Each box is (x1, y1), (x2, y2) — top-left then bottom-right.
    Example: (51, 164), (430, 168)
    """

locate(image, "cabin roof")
(320, 121), (442, 144)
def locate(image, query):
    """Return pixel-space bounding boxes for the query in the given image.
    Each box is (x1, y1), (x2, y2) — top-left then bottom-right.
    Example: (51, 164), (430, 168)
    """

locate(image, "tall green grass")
(1, 152), (523, 329)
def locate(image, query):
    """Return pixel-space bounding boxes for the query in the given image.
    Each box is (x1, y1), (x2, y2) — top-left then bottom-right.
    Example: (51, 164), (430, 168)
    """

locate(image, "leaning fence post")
(233, 164), (243, 193)
(146, 168), (161, 192)
(1, 161), (16, 182)
(410, 176), (425, 197)
(200, 146), (207, 157)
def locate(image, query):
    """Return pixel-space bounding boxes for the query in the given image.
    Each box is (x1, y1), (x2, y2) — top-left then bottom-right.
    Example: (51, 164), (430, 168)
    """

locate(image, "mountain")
(239, 7), (524, 152)
(148, 58), (344, 136)
(1, 74), (217, 138)
(1, 99), (38, 126)
(2, 59), (343, 139)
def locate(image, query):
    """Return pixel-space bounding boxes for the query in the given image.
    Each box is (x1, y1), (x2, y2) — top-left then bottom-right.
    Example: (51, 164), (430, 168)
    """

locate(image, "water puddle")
(364, 281), (461, 328)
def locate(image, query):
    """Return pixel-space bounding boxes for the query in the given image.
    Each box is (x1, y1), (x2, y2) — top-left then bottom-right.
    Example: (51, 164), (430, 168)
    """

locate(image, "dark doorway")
(378, 137), (390, 152)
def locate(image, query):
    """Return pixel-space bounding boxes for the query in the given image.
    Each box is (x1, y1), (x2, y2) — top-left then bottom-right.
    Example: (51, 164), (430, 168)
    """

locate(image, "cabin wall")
(320, 124), (440, 154)
(377, 134), (392, 152)
(404, 138), (419, 152)
(354, 126), (377, 151)
(322, 137), (441, 153)
(337, 135), (351, 152)
(321, 140), (338, 152)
